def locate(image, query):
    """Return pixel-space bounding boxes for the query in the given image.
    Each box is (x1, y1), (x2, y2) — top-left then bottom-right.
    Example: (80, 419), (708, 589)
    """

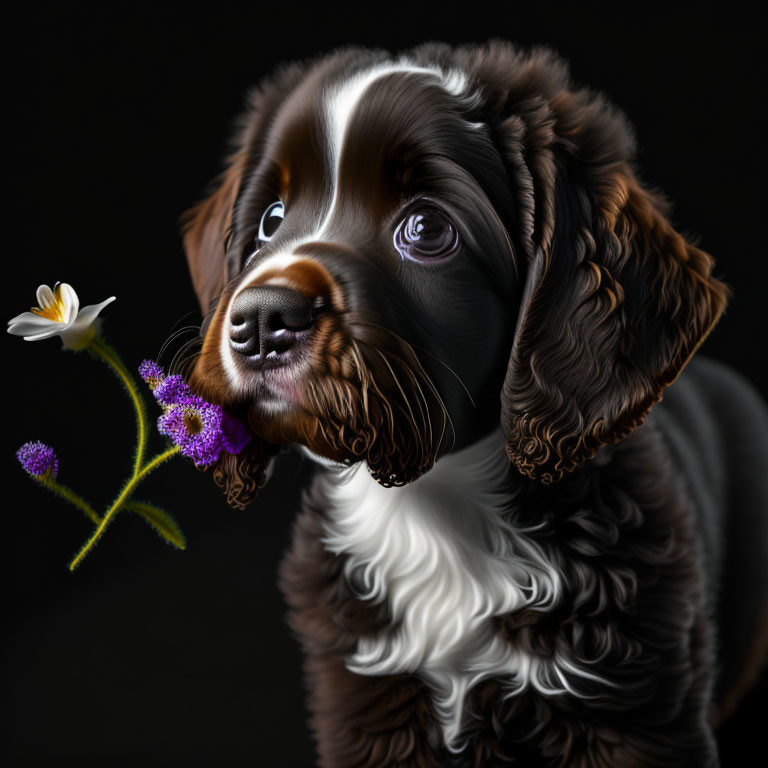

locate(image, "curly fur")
(178, 40), (766, 767)
(280, 415), (717, 766)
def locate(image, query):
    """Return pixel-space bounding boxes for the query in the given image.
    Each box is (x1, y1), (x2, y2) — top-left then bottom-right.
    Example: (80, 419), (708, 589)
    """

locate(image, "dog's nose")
(229, 286), (314, 361)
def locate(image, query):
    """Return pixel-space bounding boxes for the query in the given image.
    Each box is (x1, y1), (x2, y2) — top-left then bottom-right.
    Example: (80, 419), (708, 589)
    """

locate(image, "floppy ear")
(179, 60), (309, 313)
(501, 160), (729, 483)
(180, 150), (247, 314)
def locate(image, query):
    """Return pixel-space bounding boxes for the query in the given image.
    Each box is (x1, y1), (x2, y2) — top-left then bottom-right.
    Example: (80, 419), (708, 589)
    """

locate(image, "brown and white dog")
(180, 42), (768, 767)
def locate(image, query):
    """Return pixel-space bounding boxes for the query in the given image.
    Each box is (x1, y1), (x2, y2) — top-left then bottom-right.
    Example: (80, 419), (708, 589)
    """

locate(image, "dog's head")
(180, 42), (728, 507)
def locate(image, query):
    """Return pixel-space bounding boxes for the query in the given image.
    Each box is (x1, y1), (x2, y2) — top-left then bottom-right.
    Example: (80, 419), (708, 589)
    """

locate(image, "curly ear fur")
(493, 62), (730, 482)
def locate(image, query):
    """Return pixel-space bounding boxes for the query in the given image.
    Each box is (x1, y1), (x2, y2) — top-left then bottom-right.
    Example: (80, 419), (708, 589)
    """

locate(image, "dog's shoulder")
(668, 355), (767, 417)
(652, 355), (768, 507)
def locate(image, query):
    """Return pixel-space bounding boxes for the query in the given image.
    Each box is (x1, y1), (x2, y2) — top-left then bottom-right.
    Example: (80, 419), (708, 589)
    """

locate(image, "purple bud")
(138, 359), (165, 390)
(17, 441), (59, 479)
(154, 374), (193, 406)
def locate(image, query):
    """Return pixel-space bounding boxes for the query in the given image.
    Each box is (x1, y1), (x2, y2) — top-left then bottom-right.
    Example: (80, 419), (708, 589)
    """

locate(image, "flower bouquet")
(9, 282), (255, 570)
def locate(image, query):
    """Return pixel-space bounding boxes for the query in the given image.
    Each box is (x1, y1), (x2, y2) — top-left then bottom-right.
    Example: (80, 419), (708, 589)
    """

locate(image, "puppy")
(181, 42), (768, 767)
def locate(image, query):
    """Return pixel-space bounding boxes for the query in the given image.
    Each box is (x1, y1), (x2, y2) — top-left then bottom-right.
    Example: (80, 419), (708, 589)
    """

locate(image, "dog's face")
(181, 43), (728, 507)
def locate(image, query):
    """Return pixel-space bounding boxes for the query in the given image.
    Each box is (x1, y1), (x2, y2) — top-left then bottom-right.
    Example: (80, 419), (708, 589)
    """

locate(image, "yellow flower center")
(30, 285), (67, 323)
(183, 411), (203, 435)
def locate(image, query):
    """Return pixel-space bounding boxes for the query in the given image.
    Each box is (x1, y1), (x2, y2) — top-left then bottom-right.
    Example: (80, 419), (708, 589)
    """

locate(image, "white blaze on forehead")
(221, 61), (474, 390)
(316, 61), (472, 238)
(240, 250), (303, 283)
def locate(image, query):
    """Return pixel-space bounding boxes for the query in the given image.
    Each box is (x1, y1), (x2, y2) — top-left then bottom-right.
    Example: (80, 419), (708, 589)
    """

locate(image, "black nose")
(229, 286), (314, 362)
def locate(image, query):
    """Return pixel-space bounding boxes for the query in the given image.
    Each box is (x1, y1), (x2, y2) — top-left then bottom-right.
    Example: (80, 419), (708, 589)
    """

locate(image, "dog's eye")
(257, 201), (285, 244)
(393, 206), (460, 263)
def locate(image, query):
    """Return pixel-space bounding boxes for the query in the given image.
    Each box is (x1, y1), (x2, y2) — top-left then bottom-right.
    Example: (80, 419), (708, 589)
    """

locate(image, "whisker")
(353, 341), (396, 446)
(170, 312), (196, 332)
(417, 364), (455, 455)
(169, 336), (202, 376)
(357, 331), (455, 459)
(409, 343), (477, 409)
(370, 343), (456, 455)
(394, 355), (433, 455)
(173, 349), (202, 380)
(157, 326), (201, 367)
(350, 318), (477, 409)
(375, 349), (426, 458)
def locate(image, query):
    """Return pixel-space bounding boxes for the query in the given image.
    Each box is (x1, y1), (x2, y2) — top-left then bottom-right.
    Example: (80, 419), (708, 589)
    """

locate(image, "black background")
(4, 2), (767, 766)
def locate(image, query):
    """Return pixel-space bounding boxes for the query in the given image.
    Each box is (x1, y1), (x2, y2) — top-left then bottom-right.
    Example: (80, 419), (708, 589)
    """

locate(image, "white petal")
(76, 296), (116, 325)
(36, 284), (55, 309)
(59, 296), (116, 349)
(58, 283), (80, 326)
(7, 311), (59, 330)
(17, 326), (61, 341)
(8, 321), (56, 336)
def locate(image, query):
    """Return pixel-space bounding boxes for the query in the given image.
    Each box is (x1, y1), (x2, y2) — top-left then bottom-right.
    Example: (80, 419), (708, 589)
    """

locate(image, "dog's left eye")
(393, 206), (460, 263)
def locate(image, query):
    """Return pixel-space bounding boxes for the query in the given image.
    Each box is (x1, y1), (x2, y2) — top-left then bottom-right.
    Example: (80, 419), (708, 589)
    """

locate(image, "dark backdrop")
(5, 3), (766, 766)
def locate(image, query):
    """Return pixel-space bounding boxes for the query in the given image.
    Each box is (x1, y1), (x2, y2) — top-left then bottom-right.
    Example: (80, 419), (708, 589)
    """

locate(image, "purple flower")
(157, 397), (226, 467)
(154, 374), (193, 406)
(138, 359), (165, 390)
(17, 441), (59, 479)
(141, 357), (252, 465)
(139, 361), (193, 407)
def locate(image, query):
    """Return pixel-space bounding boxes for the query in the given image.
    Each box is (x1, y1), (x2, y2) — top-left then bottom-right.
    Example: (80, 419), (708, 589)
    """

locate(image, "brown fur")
(493, 95), (729, 483)
(177, 41), (765, 767)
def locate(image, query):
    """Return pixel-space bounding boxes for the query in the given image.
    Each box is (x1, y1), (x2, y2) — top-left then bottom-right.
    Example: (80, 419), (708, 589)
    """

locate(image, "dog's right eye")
(257, 201), (285, 244)
(244, 201), (285, 268)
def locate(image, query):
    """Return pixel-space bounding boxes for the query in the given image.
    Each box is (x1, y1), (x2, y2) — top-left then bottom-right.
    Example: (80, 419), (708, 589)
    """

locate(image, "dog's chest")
(317, 430), (594, 749)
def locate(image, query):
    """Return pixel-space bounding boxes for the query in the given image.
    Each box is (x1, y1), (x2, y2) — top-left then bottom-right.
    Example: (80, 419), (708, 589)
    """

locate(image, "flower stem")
(68, 446), (180, 571)
(88, 335), (149, 474)
(36, 477), (102, 526)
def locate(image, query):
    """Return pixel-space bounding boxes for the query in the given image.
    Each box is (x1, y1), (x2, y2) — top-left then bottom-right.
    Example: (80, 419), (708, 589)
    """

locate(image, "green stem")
(36, 477), (102, 525)
(88, 335), (149, 474)
(68, 446), (180, 571)
(28, 478), (186, 548)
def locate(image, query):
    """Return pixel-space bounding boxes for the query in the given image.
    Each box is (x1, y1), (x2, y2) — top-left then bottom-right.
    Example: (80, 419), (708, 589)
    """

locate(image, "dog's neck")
(305, 427), (609, 750)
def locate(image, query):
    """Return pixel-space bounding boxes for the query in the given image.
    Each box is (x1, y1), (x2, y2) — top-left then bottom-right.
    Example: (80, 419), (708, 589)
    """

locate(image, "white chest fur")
(316, 429), (607, 750)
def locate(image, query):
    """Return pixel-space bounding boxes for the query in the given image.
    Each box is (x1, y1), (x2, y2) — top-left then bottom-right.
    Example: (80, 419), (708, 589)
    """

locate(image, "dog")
(179, 42), (768, 767)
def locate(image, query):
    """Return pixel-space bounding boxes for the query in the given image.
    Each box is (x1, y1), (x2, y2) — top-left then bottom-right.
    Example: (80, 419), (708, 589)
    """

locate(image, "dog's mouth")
(186, 302), (453, 507)
(246, 318), (452, 481)
(239, 361), (313, 414)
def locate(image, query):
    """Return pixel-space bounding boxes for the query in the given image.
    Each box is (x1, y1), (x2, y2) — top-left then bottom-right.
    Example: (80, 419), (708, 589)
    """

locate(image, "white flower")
(7, 283), (116, 350)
